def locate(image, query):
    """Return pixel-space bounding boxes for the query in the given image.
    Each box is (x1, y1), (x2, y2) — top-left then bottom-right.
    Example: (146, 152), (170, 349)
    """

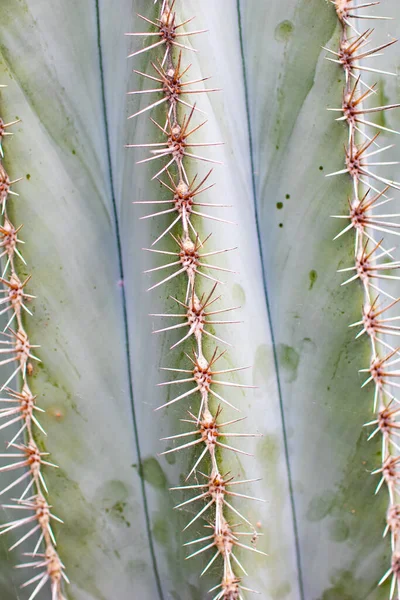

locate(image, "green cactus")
(0, 1), (399, 599)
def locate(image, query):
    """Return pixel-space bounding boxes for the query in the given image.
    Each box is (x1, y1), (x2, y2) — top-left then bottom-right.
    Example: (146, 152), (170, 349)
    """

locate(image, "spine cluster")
(127, 1), (265, 597)
(0, 87), (67, 599)
(329, 2), (400, 596)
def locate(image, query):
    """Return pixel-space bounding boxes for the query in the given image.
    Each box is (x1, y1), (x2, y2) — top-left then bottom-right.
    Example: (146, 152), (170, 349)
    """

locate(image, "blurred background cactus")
(0, 1), (399, 599)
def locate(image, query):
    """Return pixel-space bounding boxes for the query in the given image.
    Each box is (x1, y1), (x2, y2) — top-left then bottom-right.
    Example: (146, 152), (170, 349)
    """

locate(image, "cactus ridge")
(330, 1), (400, 596)
(0, 87), (68, 599)
(128, 1), (266, 597)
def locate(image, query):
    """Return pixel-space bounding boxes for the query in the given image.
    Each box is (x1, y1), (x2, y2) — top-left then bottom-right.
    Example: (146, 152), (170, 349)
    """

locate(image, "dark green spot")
(278, 344), (299, 382)
(285, 194), (290, 199)
(279, 222), (283, 228)
(72, 149), (76, 155)
(309, 269), (318, 290)
(276, 202), (283, 209)
(140, 457), (167, 489)
(319, 165), (324, 171)
(275, 20), (294, 42)
(26, 173), (30, 180)
(105, 501), (131, 527)
(98, 480), (131, 528)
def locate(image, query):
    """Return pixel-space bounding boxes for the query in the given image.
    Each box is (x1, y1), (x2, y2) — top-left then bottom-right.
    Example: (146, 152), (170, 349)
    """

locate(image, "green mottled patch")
(375, 79), (389, 128)
(44, 467), (108, 600)
(328, 519), (349, 543)
(306, 490), (335, 522)
(278, 343), (299, 382)
(270, 581), (292, 599)
(257, 435), (280, 467)
(232, 282), (246, 307)
(98, 480), (132, 528)
(253, 344), (273, 387)
(318, 570), (363, 600)
(140, 457), (168, 490)
(152, 515), (169, 546)
(274, 20), (294, 42)
(163, 448), (177, 465)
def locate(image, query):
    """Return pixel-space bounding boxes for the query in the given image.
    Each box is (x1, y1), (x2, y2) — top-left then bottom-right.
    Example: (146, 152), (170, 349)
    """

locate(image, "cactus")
(0, 0), (400, 599)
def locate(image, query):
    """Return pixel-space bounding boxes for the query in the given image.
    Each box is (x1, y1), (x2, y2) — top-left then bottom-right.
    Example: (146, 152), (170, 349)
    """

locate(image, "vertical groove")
(94, 3), (164, 598)
(236, 2), (305, 598)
